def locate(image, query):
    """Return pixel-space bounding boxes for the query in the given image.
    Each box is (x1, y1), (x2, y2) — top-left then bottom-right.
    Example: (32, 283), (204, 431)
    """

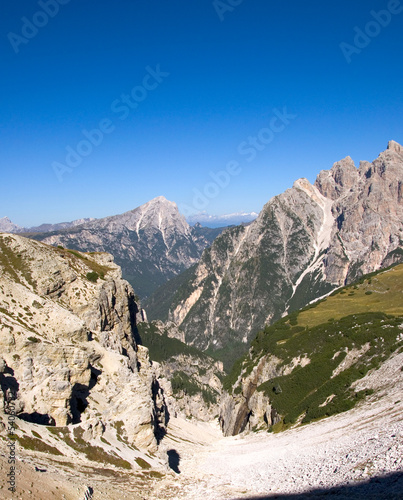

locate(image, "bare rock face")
(315, 156), (360, 200)
(137, 320), (224, 421)
(157, 353), (224, 422)
(0, 234), (166, 450)
(322, 141), (403, 283)
(219, 354), (296, 436)
(388, 139), (403, 154)
(157, 142), (403, 355)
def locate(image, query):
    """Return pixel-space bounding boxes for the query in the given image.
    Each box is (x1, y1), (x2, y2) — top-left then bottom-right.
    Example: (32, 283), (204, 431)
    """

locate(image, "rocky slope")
(150, 141), (403, 361)
(27, 197), (223, 298)
(0, 233), (167, 451)
(1, 351), (402, 499)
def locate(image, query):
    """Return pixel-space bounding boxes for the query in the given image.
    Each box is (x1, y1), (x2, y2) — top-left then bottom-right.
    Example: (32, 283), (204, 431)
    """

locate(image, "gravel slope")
(1, 352), (402, 499)
(158, 351), (403, 499)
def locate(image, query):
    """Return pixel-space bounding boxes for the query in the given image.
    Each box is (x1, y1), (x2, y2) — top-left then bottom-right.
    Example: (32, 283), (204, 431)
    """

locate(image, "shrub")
(86, 271), (99, 283)
(27, 336), (41, 343)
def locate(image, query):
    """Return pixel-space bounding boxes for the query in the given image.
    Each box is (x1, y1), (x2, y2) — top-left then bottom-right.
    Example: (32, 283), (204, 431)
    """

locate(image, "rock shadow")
(18, 412), (55, 425)
(167, 449), (181, 474)
(232, 471), (403, 499)
(70, 366), (101, 423)
(0, 369), (19, 401)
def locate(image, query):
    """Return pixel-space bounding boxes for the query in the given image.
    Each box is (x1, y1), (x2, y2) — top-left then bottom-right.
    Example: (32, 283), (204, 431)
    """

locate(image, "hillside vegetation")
(138, 322), (224, 420)
(224, 264), (403, 431)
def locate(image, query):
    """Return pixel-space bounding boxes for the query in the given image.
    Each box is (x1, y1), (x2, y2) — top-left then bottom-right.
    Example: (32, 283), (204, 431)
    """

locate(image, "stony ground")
(157, 351), (403, 499)
(1, 352), (402, 499)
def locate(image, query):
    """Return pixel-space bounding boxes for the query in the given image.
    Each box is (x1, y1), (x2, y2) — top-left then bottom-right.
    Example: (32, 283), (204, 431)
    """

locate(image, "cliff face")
(317, 141), (403, 283)
(0, 233), (166, 450)
(157, 142), (403, 355)
(28, 196), (223, 298)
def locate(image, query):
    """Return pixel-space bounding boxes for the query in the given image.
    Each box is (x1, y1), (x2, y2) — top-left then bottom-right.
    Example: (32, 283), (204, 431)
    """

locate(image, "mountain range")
(186, 211), (258, 228)
(1, 140), (403, 498)
(145, 141), (403, 366)
(3, 141), (402, 362)
(0, 216), (96, 234)
(0, 204), (402, 498)
(20, 197), (224, 298)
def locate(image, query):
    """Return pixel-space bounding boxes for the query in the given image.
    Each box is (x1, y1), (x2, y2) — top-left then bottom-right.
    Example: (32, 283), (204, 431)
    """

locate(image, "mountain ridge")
(219, 262), (403, 436)
(145, 141), (403, 366)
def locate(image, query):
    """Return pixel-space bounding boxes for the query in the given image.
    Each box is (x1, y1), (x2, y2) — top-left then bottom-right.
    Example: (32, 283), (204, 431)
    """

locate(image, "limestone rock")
(0, 233), (166, 450)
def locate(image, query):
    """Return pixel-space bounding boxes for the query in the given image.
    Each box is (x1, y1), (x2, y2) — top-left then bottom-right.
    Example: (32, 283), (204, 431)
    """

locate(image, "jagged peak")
(0, 216), (22, 233)
(331, 156), (356, 170)
(314, 156), (359, 201)
(387, 140), (403, 154)
(123, 196), (190, 237)
(293, 177), (313, 192)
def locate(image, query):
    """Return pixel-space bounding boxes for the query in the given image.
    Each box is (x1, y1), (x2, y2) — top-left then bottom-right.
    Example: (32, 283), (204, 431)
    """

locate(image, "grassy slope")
(297, 265), (403, 327)
(226, 264), (403, 429)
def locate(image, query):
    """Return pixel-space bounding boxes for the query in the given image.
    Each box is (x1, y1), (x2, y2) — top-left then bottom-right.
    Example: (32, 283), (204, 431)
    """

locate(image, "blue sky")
(1, 0), (402, 226)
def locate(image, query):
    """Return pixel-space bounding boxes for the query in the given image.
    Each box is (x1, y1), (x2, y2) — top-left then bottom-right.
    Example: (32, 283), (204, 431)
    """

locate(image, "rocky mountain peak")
(155, 142), (403, 360)
(387, 140), (403, 154)
(128, 195), (190, 236)
(315, 156), (358, 200)
(30, 196), (222, 298)
(0, 216), (22, 233)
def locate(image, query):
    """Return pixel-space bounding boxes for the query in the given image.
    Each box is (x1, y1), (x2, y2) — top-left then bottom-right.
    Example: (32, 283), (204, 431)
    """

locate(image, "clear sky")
(1, 0), (402, 227)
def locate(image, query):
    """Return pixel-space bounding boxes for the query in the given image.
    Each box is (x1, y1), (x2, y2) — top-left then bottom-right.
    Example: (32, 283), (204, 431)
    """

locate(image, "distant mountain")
(0, 216), (23, 233)
(0, 216), (96, 234)
(186, 212), (258, 228)
(147, 141), (403, 367)
(28, 196), (224, 298)
(26, 217), (97, 233)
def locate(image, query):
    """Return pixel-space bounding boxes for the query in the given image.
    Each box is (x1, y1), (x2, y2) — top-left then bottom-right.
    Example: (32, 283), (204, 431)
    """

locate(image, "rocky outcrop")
(154, 142), (403, 353)
(0, 233), (166, 450)
(156, 353), (223, 422)
(28, 196), (223, 298)
(321, 141), (403, 283)
(220, 354), (294, 436)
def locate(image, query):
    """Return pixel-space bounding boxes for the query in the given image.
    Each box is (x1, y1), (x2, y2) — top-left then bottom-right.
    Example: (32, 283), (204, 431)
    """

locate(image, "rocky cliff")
(0, 233), (166, 451)
(152, 141), (403, 362)
(27, 196), (223, 298)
